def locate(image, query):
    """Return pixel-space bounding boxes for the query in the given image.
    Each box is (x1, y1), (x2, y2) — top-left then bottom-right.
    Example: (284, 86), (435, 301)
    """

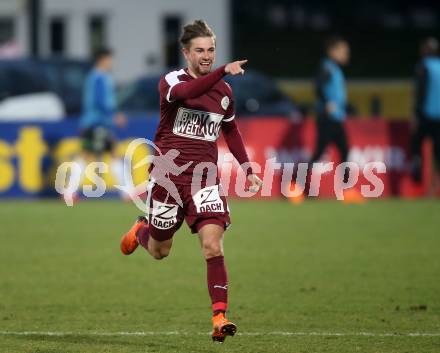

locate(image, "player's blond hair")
(180, 20), (216, 48)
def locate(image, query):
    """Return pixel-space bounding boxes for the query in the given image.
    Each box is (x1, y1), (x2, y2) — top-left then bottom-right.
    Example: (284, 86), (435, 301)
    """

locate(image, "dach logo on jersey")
(151, 200), (178, 229)
(193, 185), (224, 213)
(173, 108), (223, 142)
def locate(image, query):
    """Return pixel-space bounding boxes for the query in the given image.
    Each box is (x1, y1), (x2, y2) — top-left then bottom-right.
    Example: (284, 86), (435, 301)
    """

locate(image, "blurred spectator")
(311, 36), (350, 176)
(291, 37), (362, 202)
(411, 37), (440, 195)
(308, 36), (364, 201)
(64, 48), (132, 204)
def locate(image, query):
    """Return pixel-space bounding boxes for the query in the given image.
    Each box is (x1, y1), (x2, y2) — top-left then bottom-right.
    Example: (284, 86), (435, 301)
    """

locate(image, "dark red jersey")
(154, 65), (250, 185)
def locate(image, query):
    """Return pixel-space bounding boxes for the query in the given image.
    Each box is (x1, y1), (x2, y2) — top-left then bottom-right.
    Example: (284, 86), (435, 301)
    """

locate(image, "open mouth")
(200, 62), (211, 68)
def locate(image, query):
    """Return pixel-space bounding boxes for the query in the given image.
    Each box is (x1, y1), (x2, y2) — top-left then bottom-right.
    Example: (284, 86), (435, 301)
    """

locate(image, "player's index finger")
(238, 59), (248, 65)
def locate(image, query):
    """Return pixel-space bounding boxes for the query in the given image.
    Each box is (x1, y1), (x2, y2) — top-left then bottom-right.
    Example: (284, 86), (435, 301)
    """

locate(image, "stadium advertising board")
(0, 117), (428, 199)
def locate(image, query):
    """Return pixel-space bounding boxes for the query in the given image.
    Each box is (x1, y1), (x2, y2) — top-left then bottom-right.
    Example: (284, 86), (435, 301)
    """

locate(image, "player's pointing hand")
(225, 60), (248, 76)
(248, 173), (263, 193)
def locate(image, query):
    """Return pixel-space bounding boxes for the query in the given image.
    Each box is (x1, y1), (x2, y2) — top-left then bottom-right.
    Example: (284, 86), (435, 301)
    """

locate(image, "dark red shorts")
(145, 179), (231, 242)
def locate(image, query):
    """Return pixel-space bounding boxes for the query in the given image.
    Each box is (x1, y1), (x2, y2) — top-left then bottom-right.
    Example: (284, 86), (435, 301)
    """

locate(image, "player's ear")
(182, 46), (189, 60)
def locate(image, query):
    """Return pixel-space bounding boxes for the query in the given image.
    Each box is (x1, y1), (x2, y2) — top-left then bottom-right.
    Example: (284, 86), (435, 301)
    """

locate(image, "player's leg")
(310, 115), (331, 165)
(332, 121), (350, 182)
(138, 220), (174, 259)
(185, 182), (235, 341)
(410, 118), (428, 183)
(332, 121), (364, 202)
(302, 115), (331, 197)
(107, 132), (136, 200)
(62, 129), (95, 204)
(120, 213), (180, 259)
(198, 222), (227, 309)
(428, 121), (440, 196)
(120, 182), (183, 259)
(197, 222), (236, 342)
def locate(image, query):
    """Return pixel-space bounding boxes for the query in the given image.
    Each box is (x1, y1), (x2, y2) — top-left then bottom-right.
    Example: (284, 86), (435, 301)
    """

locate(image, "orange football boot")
(211, 330), (227, 343)
(343, 188), (365, 204)
(286, 182), (305, 204)
(211, 312), (237, 342)
(120, 216), (148, 255)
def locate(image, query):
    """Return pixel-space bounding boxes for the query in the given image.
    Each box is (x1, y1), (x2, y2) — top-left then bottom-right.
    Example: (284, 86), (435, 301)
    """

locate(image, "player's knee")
(151, 251), (165, 260)
(159, 247), (170, 259)
(151, 247), (170, 260)
(202, 241), (223, 259)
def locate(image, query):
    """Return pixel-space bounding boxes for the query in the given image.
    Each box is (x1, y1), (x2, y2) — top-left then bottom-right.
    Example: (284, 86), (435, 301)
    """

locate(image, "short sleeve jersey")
(154, 68), (235, 184)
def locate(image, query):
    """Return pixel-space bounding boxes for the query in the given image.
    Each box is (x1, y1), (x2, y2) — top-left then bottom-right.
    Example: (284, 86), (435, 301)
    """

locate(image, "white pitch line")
(1, 331), (440, 338)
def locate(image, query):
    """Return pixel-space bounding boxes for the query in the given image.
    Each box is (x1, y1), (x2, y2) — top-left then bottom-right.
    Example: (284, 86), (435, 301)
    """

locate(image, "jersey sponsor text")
(173, 108), (223, 142)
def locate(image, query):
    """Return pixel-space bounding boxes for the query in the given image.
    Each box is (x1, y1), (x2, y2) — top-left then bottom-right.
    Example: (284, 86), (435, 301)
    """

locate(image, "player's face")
(98, 55), (113, 71)
(334, 42), (350, 66)
(183, 36), (216, 77)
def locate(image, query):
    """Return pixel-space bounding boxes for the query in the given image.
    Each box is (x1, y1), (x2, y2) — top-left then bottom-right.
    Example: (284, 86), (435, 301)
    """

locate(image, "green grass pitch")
(0, 199), (439, 353)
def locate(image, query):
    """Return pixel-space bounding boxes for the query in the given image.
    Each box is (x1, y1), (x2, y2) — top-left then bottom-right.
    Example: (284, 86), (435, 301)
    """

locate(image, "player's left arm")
(221, 118), (262, 192)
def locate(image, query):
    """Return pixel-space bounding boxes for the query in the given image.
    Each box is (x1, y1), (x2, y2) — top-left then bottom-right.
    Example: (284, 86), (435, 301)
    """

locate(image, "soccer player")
(411, 37), (440, 196)
(64, 48), (130, 204)
(120, 20), (262, 342)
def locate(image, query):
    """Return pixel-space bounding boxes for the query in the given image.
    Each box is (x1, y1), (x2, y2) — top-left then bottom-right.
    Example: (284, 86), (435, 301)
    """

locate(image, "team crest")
(221, 96), (230, 110)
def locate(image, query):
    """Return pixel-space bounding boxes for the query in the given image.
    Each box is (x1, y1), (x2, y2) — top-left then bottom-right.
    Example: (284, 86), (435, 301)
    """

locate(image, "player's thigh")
(146, 181), (184, 245)
(184, 183), (230, 258)
(331, 121), (349, 161)
(312, 115), (332, 160)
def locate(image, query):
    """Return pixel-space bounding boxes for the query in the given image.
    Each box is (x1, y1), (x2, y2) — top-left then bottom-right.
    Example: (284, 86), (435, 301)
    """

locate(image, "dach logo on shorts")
(151, 200), (178, 229)
(173, 108), (223, 142)
(193, 185), (224, 213)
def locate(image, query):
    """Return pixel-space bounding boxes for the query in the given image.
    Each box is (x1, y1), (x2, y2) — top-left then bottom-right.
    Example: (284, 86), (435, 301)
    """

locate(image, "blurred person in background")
(411, 37), (440, 196)
(291, 37), (362, 203)
(313, 37), (350, 174)
(64, 48), (130, 204)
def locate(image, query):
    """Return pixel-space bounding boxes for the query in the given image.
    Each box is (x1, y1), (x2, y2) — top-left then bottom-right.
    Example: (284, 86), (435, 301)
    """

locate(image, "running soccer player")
(120, 20), (262, 342)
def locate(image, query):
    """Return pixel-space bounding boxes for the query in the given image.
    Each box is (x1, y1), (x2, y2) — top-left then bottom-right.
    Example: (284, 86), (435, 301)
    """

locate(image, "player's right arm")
(162, 60), (248, 102)
(222, 119), (262, 192)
